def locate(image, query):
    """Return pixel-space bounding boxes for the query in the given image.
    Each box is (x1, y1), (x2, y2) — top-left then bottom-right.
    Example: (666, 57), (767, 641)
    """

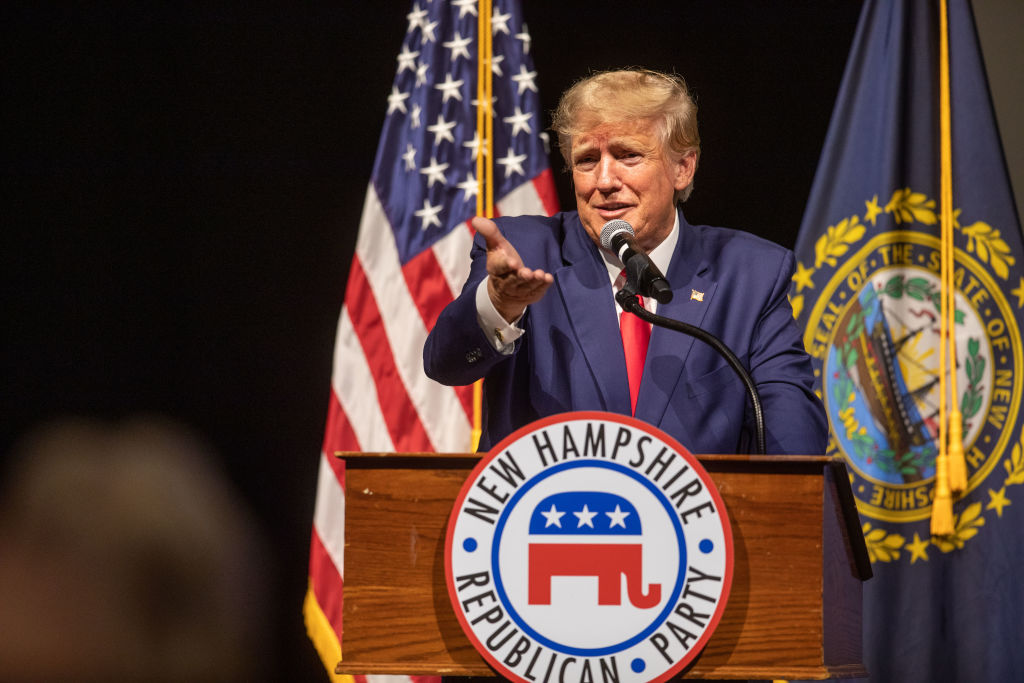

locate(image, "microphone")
(599, 220), (673, 304)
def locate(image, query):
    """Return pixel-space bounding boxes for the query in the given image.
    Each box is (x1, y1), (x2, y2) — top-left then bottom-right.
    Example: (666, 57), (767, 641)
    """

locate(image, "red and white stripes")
(305, 171), (556, 680)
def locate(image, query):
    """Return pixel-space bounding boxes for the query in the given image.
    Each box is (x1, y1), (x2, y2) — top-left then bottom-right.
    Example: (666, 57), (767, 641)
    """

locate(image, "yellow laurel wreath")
(1004, 431), (1024, 487)
(961, 221), (1015, 280)
(932, 502), (985, 552)
(813, 214), (866, 269)
(862, 522), (906, 563)
(885, 187), (938, 225)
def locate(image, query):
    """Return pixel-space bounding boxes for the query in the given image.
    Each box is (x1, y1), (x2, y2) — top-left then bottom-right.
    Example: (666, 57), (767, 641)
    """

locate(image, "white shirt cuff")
(476, 277), (525, 354)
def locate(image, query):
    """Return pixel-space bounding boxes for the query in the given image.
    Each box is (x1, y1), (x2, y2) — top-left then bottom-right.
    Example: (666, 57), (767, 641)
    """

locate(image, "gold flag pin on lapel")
(690, 289), (704, 302)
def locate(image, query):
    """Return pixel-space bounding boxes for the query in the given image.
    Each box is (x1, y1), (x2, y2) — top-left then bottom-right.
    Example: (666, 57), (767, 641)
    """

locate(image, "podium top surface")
(338, 451), (836, 467)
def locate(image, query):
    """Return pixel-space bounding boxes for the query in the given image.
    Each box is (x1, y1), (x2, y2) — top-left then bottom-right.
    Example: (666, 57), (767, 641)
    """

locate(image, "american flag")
(304, 0), (558, 678)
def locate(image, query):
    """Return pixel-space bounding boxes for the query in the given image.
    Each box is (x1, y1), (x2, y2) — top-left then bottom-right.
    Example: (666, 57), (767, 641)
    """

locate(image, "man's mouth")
(595, 203), (633, 218)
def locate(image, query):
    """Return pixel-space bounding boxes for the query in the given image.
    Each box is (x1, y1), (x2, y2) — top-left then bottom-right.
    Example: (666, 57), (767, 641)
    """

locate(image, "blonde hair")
(552, 68), (701, 202)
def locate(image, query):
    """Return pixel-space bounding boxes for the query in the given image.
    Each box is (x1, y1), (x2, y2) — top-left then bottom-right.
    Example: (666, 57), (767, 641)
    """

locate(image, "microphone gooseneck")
(615, 286), (767, 455)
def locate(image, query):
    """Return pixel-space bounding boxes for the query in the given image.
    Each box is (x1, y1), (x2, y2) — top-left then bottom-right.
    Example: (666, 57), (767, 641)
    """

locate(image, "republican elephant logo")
(527, 491), (660, 609)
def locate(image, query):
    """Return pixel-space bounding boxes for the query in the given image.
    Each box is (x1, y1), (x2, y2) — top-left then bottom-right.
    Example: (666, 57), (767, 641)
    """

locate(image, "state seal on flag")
(795, 189), (1024, 562)
(445, 411), (733, 683)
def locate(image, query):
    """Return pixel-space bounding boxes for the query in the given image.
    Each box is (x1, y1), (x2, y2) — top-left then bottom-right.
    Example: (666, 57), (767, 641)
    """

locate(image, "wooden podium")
(336, 452), (871, 680)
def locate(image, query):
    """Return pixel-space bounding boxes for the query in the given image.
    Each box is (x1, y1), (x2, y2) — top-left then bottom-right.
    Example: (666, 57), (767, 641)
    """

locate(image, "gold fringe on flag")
(471, 0), (495, 452)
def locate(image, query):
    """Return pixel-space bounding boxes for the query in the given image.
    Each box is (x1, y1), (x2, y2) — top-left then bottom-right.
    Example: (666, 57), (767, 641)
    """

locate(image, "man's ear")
(673, 150), (698, 191)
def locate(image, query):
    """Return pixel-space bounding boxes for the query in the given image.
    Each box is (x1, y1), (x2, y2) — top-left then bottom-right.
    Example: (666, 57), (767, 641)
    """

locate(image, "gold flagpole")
(471, 0), (494, 452)
(483, 0), (494, 218)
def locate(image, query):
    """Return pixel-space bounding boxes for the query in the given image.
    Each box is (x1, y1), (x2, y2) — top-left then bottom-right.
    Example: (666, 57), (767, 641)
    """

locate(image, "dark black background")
(2, 1), (861, 678)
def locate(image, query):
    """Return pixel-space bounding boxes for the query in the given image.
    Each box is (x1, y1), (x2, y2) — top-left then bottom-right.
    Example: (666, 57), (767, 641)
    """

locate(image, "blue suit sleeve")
(748, 249), (829, 455)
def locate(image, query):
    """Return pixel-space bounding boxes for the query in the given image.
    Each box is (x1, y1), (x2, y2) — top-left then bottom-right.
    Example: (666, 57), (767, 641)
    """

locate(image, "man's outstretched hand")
(474, 216), (553, 323)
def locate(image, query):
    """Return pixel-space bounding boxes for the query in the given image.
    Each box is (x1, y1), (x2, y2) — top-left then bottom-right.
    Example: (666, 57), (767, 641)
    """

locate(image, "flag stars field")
(452, 0), (477, 19)
(443, 32), (473, 64)
(415, 61), (429, 86)
(420, 18), (439, 43)
(396, 45), (419, 73)
(456, 172), (479, 202)
(419, 156), (449, 187)
(405, 3), (427, 33)
(427, 115), (456, 146)
(497, 148), (527, 178)
(511, 64), (537, 94)
(504, 106), (533, 137)
(463, 132), (486, 160)
(515, 24), (531, 53)
(402, 143), (417, 171)
(434, 73), (464, 103)
(387, 86), (410, 114)
(413, 198), (443, 230)
(491, 10), (512, 35)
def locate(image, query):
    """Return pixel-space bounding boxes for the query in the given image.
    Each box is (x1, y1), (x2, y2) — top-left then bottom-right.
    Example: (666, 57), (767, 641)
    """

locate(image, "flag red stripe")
(533, 168), (560, 216)
(321, 388), (360, 465)
(345, 256), (434, 451)
(309, 526), (344, 637)
(401, 248), (475, 424)
(402, 246), (456, 332)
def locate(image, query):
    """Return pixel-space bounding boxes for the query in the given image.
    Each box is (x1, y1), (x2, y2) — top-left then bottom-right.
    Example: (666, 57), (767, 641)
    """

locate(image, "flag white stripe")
(497, 177), (548, 216)
(312, 453), (346, 580)
(331, 306), (395, 452)
(431, 222), (475, 299)
(356, 186), (471, 451)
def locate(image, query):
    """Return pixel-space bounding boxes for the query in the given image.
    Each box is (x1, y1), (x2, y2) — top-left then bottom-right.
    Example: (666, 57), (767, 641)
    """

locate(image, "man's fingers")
(477, 216), (528, 275)
(520, 267), (554, 284)
(472, 216), (505, 250)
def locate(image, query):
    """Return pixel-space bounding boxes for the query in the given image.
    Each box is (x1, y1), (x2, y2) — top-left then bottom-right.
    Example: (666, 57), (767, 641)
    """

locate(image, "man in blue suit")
(424, 69), (827, 455)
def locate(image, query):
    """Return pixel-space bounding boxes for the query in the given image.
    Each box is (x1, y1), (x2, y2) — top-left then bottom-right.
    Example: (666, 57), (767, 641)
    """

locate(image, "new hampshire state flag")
(792, 0), (1024, 680)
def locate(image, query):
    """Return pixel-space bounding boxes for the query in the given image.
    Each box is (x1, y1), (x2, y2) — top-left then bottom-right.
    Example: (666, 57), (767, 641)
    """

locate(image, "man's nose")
(595, 156), (621, 192)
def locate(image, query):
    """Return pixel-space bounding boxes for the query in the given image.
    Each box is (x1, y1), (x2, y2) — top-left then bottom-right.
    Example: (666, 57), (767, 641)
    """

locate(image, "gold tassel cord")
(942, 0), (967, 494)
(470, 0), (494, 452)
(932, 0), (957, 536)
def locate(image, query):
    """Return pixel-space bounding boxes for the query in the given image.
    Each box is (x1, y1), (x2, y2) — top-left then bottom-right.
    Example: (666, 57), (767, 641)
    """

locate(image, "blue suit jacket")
(424, 211), (828, 454)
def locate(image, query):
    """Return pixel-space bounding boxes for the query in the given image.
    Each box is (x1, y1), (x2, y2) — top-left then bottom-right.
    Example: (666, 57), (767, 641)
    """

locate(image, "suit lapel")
(554, 215), (631, 415)
(636, 213), (718, 426)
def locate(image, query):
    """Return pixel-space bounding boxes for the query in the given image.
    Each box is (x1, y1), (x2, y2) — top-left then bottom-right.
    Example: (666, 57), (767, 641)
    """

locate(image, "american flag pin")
(690, 289), (705, 302)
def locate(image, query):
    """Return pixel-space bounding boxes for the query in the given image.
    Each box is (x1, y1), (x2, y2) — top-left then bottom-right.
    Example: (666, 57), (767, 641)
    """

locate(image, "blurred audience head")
(0, 416), (269, 682)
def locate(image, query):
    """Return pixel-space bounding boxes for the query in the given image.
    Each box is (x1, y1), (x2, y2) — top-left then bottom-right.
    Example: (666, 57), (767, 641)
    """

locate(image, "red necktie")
(620, 293), (651, 416)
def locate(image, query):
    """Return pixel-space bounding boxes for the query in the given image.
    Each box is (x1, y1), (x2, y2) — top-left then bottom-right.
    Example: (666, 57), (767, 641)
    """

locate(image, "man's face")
(570, 119), (696, 253)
